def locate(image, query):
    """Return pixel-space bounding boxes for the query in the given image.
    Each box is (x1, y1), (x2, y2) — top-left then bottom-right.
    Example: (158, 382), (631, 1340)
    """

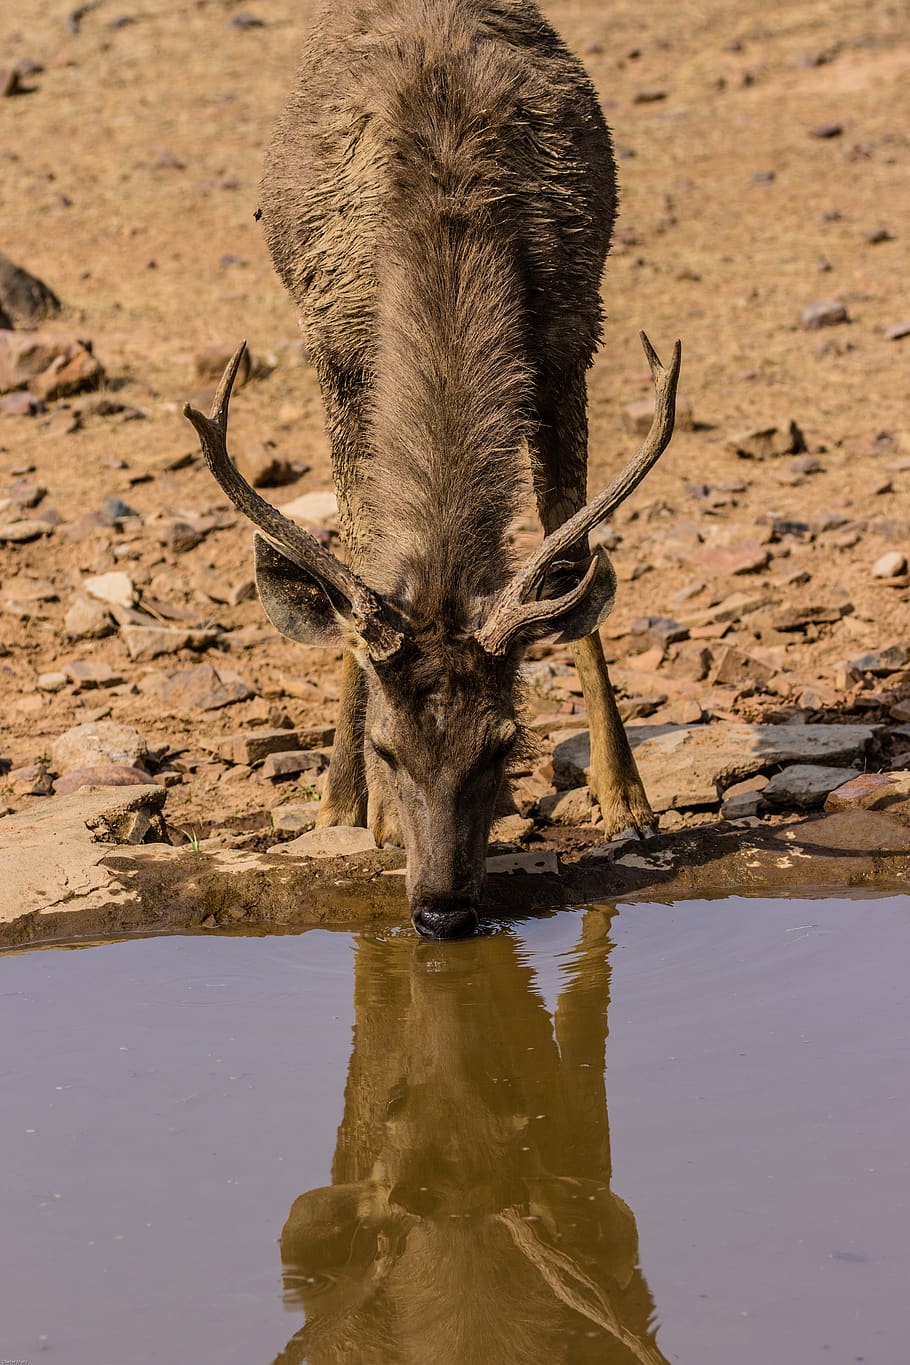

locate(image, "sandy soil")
(1, 0), (909, 844)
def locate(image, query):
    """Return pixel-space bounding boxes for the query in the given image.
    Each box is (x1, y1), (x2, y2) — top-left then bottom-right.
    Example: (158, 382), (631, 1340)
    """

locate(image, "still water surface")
(1, 898), (908, 1364)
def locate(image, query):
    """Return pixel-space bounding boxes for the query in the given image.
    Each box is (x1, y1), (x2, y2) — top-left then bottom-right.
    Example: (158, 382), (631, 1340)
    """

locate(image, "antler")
(476, 332), (681, 656)
(183, 342), (403, 659)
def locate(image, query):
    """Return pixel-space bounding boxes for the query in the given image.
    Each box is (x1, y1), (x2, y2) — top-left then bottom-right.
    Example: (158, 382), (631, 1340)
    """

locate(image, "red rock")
(53, 765), (152, 795)
(0, 331), (104, 397)
(692, 540), (770, 576)
(156, 663), (253, 711)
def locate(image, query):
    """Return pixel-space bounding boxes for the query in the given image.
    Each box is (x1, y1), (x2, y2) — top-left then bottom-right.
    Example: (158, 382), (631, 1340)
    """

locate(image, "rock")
(0, 68), (22, 97)
(62, 659), (122, 689)
(720, 774), (769, 819)
(537, 786), (595, 826)
(155, 664), (253, 710)
(31, 344), (104, 400)
(552, 722), (875, 812)
(763, 763), (861, 809)
(260, 749), (327, 781)
(271, 802), (321, 834)
(0, 518), (53, 543)
(52, 720), (148, 774)
(235, 439), (303, 488)
(825, 771), (910, 815)
(770, 603), (851, 631)
(666, 698), (705, 725)
(810, 122), (843, 138)
(692, 540), (770, 575)
(278, 490), (338, 526)
(799, 299), (849, 329)
(725, 420), (806, 459)
(120, 624), (219, 662)
(790, 810), (910, 854)
(37, 671), (67, 692)
(847, 645), (909, 676)
(489, 813), (533, 844)
(0, 254), (61, 327)
(485, 849), (559, 875)
(216, 729), (302, 765)
(710, 646), (776, 687)
(270, 825), (377, 857)
(65, 595), (115, 640)
(1, 391), (44, 416)
(623, 393), (694, 435)
(162, 519), (205, 554)
(193, 345), (252, 387)
(83, 570), (137, 607)
(871, 551), (907, 579)
(53, 764), (154, 795)
(884, 321), (910, 342)
(0, 784), (167, 921)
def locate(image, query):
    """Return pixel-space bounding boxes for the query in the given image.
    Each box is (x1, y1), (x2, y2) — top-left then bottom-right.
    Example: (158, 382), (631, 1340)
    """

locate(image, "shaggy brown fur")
(260, 0), (615, 610)
(246, 0), (660, 936)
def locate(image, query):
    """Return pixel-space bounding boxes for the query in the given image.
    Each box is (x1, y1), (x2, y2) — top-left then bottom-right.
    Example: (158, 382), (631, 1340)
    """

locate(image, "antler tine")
(476, 332), (681, 655)
(183, 342), (402, 657)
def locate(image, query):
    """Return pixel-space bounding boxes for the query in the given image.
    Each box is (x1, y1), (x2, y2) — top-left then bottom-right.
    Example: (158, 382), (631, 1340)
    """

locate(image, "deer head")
(184, 333), (680, 938)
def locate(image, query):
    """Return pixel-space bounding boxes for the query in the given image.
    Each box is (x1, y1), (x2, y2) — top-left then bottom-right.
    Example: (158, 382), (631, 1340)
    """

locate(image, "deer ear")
(534, 544), (617, 646)
(254, 533), (356, 648)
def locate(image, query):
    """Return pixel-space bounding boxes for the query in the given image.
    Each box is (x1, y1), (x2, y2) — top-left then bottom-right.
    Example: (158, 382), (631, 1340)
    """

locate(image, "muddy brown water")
(1, 898), (908, 1365)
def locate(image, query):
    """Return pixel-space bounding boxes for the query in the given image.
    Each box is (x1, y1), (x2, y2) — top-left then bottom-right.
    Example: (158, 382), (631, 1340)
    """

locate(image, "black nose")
(412, 904), (479, 939)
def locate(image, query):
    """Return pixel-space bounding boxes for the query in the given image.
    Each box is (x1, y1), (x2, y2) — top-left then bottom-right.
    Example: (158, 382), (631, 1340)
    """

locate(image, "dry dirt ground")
(1, 0), (909, 855)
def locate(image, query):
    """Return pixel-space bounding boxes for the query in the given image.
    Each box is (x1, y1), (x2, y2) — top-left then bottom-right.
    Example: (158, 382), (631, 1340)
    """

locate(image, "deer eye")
(491, 728), (518, 762)
(371, 739), (398, 769)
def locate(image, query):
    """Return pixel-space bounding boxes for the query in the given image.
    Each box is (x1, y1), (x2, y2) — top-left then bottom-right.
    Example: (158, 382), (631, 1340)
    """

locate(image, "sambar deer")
(184, 0), (681, 939)
(274, 920), (670, 1365)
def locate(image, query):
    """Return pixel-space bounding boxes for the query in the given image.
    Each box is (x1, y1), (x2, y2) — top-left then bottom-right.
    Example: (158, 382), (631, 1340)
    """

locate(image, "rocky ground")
(1, 0), (909, 875)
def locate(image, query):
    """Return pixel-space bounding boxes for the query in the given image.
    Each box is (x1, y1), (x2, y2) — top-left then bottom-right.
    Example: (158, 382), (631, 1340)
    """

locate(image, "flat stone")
(763, 763), (860, 809)
(235, 439), (303, 488)
(65, 596), (115, 640)
(485, 849), (559, 875)
(489, 813), (534, 844)
(278, 490), (338, 526)
(725, 421), (805, 459)
(270, 825), (377, 857)
(83, 570), (137, 608)
(121, 624), (219, 662)
(156, 664), (253, 711)
(789, 810), (910, 853)
(0, 784), (167, 921)
(825, 771), (910, 815)
(552, 722), (876, 812)
(711, 646), (776, 686)
(884, 321), (910, 342)
(771, 603), (851, 631)
(215, 728), (302, 765)
(260, 749), (327, 781)
(37, 671), (67, 692)
(0, 518), (53, 543)
(623, 393), (694, 435)
(848, 645), (909, 676)
(871, 551), (908, 579)
(62, 659), (122, 689)
(799, 299), (849, 329)
(270, 802), (321, 834)
(692, 540), (770, 575)
(536, 786), (595, 826)
(53, 764), (153, 795)
(721, 774), (769, 818)
(52, 720), (148, 774)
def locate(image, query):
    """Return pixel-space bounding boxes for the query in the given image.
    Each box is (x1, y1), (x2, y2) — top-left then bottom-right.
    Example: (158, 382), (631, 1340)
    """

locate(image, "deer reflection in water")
(274, 913), (669, 1365)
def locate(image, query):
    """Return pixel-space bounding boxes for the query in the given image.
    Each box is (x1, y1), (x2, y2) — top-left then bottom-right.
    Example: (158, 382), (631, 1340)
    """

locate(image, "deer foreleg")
(316, 650), (369, 828)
